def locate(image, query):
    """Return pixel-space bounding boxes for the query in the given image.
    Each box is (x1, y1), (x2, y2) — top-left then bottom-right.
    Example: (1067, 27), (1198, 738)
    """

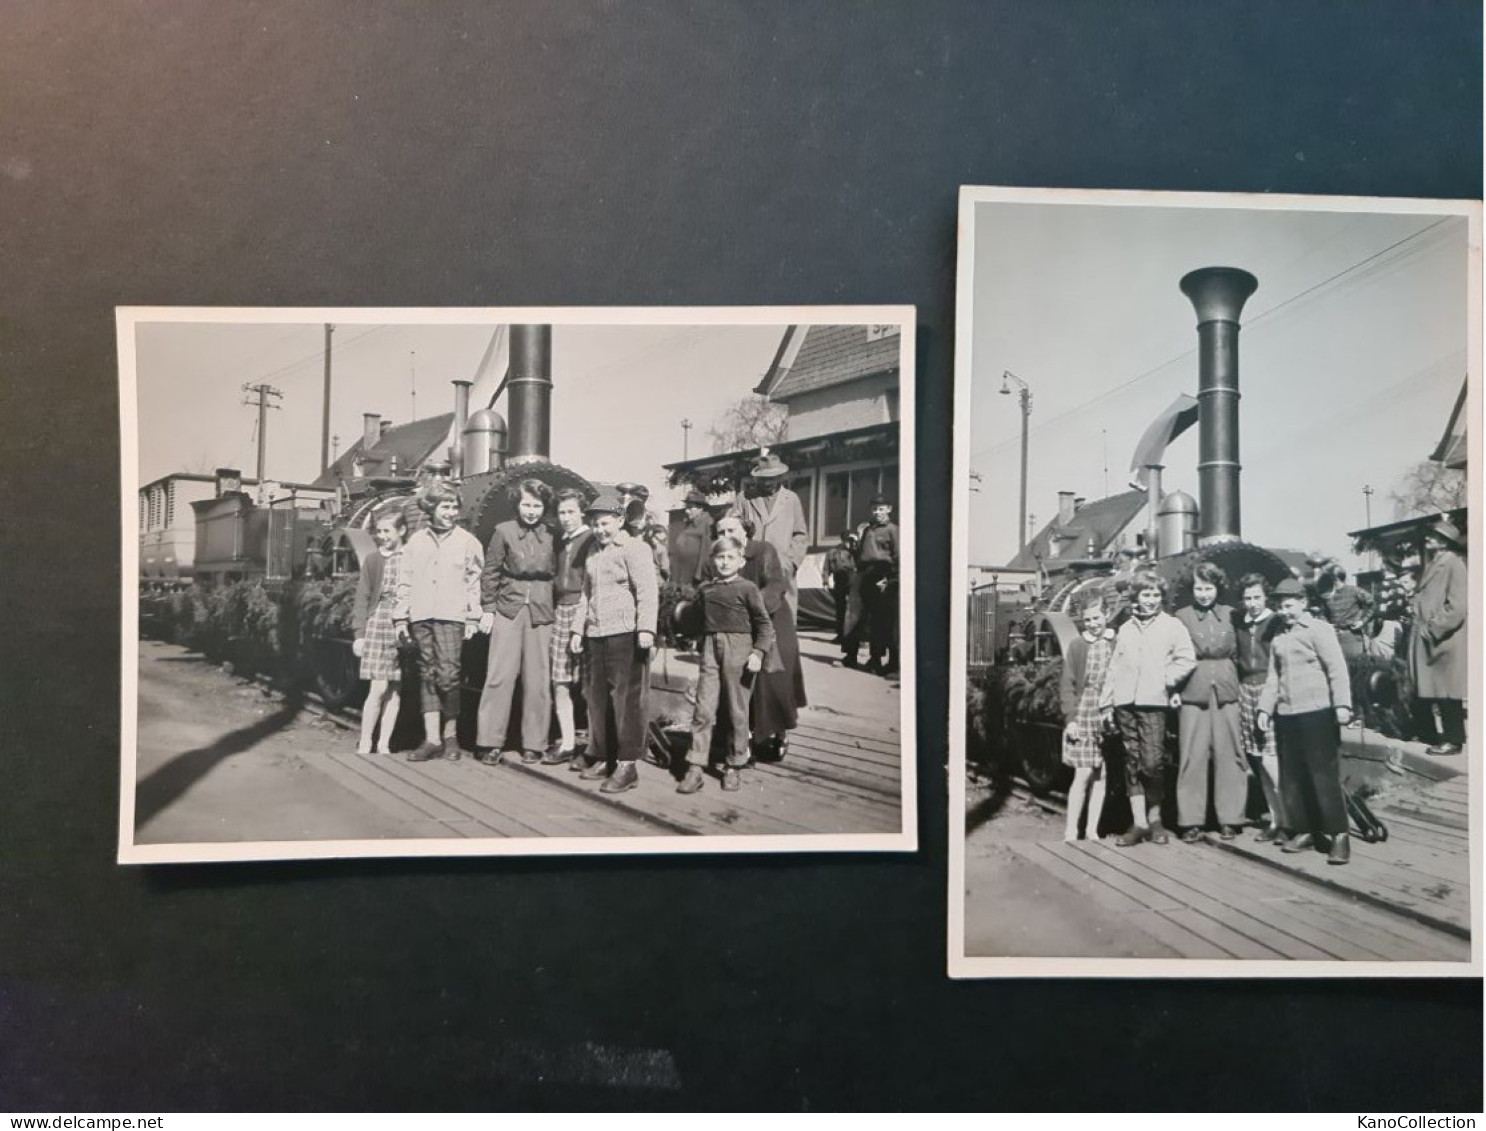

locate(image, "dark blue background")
(0, 0), (1479, 1110)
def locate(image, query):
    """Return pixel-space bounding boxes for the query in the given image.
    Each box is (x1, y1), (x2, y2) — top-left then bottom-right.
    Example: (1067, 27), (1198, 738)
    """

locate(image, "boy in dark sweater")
(676, 535), (776, 794)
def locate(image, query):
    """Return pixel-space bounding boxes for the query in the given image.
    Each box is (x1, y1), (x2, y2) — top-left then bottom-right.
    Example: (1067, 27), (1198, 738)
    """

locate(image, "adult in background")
(712, 512), (805, 761)
(735, 451), (808, 614)
(1410, 519), (1468, 756)
(476, 478), (557, 765)
(824, 530), (858, 643)
(843, 496), (899, 675)
(570, 490), (659, 794)
(670, 488), (713, 593)
(1258, 578), (1355, 864)
(617, 481), (669, 584)
(1173, 562), (1247, 842)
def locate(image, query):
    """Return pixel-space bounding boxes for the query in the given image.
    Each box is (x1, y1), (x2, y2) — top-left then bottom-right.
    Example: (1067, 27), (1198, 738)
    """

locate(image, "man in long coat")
(1410, 518), (1468, 755)
(670, 488), (714, 591)
(735, 451), (809, 613)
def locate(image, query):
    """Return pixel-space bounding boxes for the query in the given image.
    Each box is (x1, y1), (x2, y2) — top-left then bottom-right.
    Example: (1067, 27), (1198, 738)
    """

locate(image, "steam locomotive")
(151, 325), (597, 718)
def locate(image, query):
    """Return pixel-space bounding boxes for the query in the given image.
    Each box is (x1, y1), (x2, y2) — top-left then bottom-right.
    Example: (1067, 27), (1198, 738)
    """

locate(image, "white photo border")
(119, 304), (917, 864)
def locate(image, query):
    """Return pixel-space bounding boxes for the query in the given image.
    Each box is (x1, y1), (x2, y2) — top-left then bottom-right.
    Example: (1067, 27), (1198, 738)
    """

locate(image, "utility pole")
(410, 349), (417, 423)
(1363, 484), (1376, 571)
(681, 418), (692, 460)
(242, 382), (283, 483)
(1000, 370), (1032, 556)
(331, 433), (340, 462)
(320, 323), (335, 473)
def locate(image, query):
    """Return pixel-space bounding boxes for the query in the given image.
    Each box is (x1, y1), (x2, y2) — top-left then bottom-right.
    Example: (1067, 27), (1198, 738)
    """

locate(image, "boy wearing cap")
(843, 496), (899, 674)
(824, 530), (859, 643)
(394, 482), (485, 762)
(569, 490), (659, 793)
(1257, 578), (1355, 864)
(736, 451), (809, 613)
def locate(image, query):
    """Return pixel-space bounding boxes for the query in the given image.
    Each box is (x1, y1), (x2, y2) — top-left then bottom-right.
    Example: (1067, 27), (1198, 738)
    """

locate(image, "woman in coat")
(713, 512), (807, 760)
(1410, 519), (1468, 755)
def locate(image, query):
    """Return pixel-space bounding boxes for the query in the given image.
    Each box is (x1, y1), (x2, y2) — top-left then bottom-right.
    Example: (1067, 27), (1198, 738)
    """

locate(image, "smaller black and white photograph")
(122, 306), (915, 862)
(949, 188), (1481, 975)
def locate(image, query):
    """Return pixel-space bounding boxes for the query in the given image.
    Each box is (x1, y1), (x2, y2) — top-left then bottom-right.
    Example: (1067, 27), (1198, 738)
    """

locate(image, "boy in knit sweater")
(675, 535), (776, 794)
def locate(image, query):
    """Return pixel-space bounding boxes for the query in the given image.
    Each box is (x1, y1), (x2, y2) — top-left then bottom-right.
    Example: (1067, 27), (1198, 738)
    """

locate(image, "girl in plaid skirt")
(1059, 591), (1115, 841)
(353, 507), (408, 754)
(547, 488), (594, 765)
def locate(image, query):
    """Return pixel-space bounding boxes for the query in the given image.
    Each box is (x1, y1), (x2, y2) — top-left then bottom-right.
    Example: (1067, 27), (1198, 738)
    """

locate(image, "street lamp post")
(1000, 370), (1032, 554)
(681, 418), (692, 460)
(1362, 484), (1376, 570)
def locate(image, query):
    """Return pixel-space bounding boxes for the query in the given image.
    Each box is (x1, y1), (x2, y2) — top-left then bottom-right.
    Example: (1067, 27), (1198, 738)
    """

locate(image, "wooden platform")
(313, 705), (902, 839)
(1005, 836), (1469, 962)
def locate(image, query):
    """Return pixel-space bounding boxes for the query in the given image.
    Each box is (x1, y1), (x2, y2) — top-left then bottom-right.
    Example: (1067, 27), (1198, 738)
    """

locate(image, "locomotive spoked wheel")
(312, 637), (362, 711)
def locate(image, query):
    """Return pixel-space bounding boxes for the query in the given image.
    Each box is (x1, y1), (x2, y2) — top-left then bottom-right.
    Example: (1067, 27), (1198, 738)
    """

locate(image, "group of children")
(1058, 565), (1357, 865)
(349, 478), (782, 796)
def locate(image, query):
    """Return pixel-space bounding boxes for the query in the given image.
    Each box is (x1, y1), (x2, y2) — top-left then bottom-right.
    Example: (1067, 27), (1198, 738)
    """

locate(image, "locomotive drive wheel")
(312, 638), (362, 711)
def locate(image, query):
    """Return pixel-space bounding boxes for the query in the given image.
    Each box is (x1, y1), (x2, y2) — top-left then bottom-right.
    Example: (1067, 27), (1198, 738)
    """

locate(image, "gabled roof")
(1006, 489), (1146, 570)
(311, 412), (454, 490)
(1430, 377), (1468, 469)
(757, 324), (900, 401)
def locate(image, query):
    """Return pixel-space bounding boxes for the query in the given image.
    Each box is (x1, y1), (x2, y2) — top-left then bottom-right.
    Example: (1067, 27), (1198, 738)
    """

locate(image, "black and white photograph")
(949, 188), (1481, 975)
(122, 307), (915, 862)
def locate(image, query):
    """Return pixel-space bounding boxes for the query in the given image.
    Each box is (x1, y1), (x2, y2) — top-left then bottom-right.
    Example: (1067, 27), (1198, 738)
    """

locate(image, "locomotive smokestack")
(506, 324), (552, 465)
(451, 379), (472, 477)
(1179, 267), (1258, 543)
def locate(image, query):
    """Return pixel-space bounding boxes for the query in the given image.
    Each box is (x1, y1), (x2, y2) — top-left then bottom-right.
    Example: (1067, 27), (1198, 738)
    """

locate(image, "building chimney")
(362, 412), (381, 452)
(1073, 496), (1086, 512)
(506, 325), (552, 465)
(451, 379), (472, 477)
(1057, 491), (1077, 526)
(379, 419), (392, 439)
(1179, 267), (1258, 543)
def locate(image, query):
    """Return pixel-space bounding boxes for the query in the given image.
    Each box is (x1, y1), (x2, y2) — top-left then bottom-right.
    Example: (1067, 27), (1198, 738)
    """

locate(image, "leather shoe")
(721, 767), (741, 792)
(600, 762), (638, 793)
(520, 749), (542, 764)
(1327, 832), (1351, 865)
(1254, 825), (1280, 843)
(475, 749), (503, 766)
(540, 746), (574, 766)
(676, 767), (705, 795)
(1219, 825), (1240, 840)
(1281, 832), (1315, 854)
(442, 736), (462, 762)
(578, 759), (611, 781)
(1113, 825), (1148, 848)
(842, 654), (860, 669)
(1426, 743), (1462, 756)
(407, 741), (442, 763)
(1148, 821), (1170, 845)
(1179, 827), (1202, 844)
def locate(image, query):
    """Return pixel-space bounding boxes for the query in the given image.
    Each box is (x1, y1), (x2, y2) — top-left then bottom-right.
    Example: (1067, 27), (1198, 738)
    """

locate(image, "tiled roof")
(1430, 378), (1467, 469)
(765, 325), (900, 401)
(1006, 489), (1146, 570)
(311, 412), (454, 490)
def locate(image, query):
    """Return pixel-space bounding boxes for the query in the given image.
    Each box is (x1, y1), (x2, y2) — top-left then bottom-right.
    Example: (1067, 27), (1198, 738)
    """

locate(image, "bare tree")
(708, 394), (788, 454)
(1389, 459), (1466, 519)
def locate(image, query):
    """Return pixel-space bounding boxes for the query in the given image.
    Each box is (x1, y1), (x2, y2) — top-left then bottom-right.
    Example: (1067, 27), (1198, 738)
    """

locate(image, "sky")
(967, 200), (1472, 570)
(133, 319), (788, 506)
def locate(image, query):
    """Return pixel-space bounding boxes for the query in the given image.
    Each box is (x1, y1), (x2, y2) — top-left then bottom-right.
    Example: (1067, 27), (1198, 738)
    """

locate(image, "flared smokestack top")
(1179, 267), (1257, 544)
(506, 324), (552, 465)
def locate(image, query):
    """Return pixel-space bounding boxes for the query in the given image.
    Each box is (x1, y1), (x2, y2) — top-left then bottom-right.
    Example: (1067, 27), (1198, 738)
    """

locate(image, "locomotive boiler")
(985, 268), (1297, 794)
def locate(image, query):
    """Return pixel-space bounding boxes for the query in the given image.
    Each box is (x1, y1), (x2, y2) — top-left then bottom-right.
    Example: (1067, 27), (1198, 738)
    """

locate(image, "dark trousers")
(412, 620), (463, 717)
(1115, 706), (1169, 815)
(1412, 698), (1466, 747)
(1275, 708), (1348, 836)
(585, 632), (646, 765)
(831, 577), (851, 639)
(846, 563), (894, 663)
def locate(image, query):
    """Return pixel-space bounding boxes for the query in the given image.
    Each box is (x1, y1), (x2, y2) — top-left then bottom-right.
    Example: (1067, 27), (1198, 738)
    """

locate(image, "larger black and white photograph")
(122, 307), (915, 862)
(949, 188), (1481, 975)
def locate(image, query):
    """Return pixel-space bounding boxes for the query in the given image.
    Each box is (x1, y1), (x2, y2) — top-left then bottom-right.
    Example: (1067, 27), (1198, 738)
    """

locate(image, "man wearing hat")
(1410, 518), (1467, 756)
(671, 488), (714, 594)
(616, 481), (669, 584)
(843, 495), (899, 674)
(1257, 577), (1355, 865)
(736, 450), (809, 613)
(568, 489), (659, 793)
